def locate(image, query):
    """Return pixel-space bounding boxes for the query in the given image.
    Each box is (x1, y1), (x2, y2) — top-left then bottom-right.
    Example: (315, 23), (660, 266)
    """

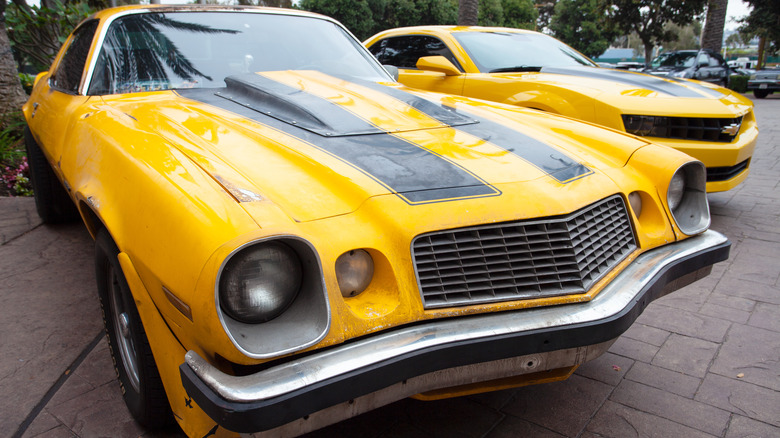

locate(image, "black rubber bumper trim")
(180, 239), (730, 433)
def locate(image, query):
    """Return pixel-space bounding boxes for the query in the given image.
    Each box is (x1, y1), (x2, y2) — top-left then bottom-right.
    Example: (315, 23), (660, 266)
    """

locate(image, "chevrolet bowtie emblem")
(721, 123), (740, 136)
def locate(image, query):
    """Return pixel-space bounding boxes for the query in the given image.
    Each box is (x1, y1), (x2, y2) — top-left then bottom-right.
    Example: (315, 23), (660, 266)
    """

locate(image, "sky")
(724, 0), (751, 31)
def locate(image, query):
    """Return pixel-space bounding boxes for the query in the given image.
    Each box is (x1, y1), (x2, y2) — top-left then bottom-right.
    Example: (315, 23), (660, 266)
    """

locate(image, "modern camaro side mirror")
(416, 56), (462, 76)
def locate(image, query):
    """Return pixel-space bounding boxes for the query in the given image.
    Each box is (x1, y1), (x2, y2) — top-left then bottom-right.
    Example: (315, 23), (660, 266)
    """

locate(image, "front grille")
(412, 195), (637, 309)
(622, 115), (742, 143)
(707, 159), (750, 182)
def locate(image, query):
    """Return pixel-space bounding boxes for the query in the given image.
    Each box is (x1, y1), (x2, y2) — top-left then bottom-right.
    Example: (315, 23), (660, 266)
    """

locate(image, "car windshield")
(651, 52), (696, 68)
(452, 31), (596, 73)
(88, 11), (389, 95)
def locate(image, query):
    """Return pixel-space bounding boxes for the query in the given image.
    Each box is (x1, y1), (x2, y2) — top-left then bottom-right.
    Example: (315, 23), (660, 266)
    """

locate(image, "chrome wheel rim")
(108, 265), (141, 392)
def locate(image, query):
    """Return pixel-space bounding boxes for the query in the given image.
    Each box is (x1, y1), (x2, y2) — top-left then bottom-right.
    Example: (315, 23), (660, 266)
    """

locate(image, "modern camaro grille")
(622, 115), (743, 143)
(412, 195), (637, 309)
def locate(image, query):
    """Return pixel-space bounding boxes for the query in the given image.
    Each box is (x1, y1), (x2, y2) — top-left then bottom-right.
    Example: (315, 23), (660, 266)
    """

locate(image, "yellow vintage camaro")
(24, 6), (730, 437)
(364, 26), (758, 193)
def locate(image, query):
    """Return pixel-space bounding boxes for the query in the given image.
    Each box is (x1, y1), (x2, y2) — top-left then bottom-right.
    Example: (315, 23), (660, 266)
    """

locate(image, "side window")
(709, 54), (723, 67)
(51, 20), (99, 94)
(696, 52), (710, 67)
(374, 36), (462, 71)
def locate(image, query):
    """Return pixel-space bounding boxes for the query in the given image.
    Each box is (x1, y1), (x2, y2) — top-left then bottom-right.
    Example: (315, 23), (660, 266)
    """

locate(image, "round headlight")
(667, 172), (685, 211)
(628, 191), (643, 217)
(335, 249), (374, 297)
(219, 241), (302, 323)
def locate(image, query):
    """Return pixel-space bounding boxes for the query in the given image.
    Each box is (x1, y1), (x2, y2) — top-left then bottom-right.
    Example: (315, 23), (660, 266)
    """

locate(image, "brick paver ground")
(2, 94), (778, 438)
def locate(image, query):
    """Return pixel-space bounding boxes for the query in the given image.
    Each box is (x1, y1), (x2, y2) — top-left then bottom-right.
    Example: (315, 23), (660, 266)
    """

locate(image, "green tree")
(6, 0), (95, 72)
(604, 0), (708, 66)
(478, 0), (504, 26)
(661, 21), (702, 51)
(501, 0), (537, 29)
(724, 32), (742, 49)
(549, 0), (616, 58)
(739, 0), (780, 68)
(301, 0), (459, 39)
(299, 0), (377, 39)
(534, 0), (557, 31)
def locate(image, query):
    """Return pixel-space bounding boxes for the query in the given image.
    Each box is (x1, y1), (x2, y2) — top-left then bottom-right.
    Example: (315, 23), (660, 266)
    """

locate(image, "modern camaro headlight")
(666, 162), (710, 235)
(219, 241), (302, 323)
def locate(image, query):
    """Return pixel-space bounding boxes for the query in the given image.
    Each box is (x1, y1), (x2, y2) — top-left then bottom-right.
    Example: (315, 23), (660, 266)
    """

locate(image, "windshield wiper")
(489, 65), (543, 73)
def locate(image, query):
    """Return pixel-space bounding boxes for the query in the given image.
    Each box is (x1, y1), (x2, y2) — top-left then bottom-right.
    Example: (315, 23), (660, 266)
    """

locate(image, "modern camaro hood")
(495, 65), (727, 100)
(104, 71), (647, 222)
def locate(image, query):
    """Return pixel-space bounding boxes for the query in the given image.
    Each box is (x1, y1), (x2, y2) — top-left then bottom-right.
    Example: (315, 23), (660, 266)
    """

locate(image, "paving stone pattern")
(2, 96), (778, 438)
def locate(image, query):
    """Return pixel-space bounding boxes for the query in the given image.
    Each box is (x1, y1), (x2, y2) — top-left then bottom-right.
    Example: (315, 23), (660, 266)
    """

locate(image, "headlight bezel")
(666, 162), (710, 236)
(215, 236), (330, 359)
(219, 240), (302, 324)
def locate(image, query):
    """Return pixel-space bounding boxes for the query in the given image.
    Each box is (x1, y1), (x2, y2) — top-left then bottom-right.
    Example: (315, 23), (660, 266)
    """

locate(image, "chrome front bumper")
(181, 230), (730, 434)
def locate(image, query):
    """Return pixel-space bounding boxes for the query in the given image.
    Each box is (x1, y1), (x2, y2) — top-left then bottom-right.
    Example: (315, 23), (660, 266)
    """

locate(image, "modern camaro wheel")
(95, 229), (172, 428)
(753, 89), (770, 99)
(24, 127), (80, 224)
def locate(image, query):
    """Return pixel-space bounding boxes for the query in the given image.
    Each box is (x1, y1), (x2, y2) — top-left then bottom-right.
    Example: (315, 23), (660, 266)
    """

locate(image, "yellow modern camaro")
(365, 26), (758, 192)
(24, 6), (730, 437)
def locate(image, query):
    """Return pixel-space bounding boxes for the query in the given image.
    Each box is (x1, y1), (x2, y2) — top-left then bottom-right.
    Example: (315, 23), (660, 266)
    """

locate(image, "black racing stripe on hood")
(216, 74), (382, 136)
(452, 112), (592, 184)
(349, 78), (481, 126)
(540, 66), (723, 99)
(354, 83), (592, 184)
(177, 88), (500, 204)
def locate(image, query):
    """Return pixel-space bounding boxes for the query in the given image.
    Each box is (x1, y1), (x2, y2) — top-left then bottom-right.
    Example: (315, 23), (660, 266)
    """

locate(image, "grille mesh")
(622, 115), (742, 143)
(412, 195), (637, 309)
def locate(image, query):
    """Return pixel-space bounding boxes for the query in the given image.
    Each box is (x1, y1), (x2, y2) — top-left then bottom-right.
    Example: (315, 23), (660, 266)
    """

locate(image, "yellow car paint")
(22, 6), (728, 436)
(365, 26), (758, 192)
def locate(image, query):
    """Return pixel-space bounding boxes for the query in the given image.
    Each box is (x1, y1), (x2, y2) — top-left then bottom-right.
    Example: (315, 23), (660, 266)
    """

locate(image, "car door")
(368, 35), (465, 95)
(28, 20), (99, 167)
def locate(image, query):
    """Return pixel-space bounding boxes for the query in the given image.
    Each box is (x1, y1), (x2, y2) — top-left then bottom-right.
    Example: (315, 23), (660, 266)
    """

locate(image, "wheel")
(753, 89), (770, 99)
(95, 229), (173, 428)
(24, 127), (80, 223)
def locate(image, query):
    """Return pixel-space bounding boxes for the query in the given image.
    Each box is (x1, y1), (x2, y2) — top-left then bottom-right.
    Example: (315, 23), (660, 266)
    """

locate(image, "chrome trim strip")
(186, 230), (727, 403)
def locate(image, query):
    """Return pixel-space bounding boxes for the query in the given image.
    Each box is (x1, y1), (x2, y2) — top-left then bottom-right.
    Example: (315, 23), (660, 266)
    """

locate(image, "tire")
(753, 89), (770, 99)
(95, 229), (173, 428)
(24, 128), (80, 223)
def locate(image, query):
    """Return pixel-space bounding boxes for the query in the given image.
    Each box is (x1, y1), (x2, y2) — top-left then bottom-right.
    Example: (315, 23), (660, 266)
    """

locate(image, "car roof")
(88, 4), (332, 22)
(375, 25), (541, 38)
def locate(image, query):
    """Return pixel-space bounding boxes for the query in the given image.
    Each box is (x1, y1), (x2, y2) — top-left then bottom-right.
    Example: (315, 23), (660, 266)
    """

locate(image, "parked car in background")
(644, 49), (731, 87)
(748, 67), (780, 98)
(23, 6), (732, 437)
(364, 27), (757, 193)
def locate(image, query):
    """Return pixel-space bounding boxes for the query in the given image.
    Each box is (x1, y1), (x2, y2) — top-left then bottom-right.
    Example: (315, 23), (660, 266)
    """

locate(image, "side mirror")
(383, 64), (399, 81)
(416, 56), (462, 76)
(34, 71), (48, 88)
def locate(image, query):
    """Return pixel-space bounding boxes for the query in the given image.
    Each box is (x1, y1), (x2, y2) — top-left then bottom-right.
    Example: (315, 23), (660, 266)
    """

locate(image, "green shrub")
(728, 75), (749, 93)
(0, 112), (32, 197)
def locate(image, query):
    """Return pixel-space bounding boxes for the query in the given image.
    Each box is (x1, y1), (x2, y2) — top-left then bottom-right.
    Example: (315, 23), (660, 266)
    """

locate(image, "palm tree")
(701, 0), (728, 53)
(0, 0), (28, 119)
(459, 0), (478, 26)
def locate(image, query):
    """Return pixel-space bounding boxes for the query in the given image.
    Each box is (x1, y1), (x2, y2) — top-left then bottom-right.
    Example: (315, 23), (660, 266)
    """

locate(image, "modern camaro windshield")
(452, 31), (596, 73)
(88, 11), (389, 95)
(651, 52), (696, 68)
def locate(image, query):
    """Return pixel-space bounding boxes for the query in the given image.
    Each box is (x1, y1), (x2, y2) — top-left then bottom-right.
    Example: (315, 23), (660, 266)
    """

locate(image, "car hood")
(522, 66), (719, 98)
(103, 71), (648, 222)
(642, 65), (690, 74)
